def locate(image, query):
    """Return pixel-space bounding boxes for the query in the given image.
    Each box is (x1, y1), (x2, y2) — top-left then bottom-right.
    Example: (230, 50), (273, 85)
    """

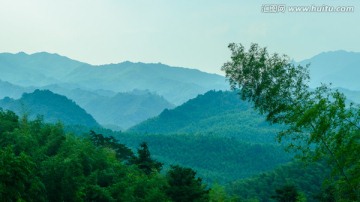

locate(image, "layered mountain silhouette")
(41, 85), (174, 130)
(0, 52), (85, 86)
(0, 52), (228, 105)
(0, 79), (34, 99)
(0, 89), (99, 127)
(1, 50), (359, 130)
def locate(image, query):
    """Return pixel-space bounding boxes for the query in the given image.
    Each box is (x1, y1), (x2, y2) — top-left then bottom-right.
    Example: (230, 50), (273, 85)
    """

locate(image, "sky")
(0, 0), (359, 75)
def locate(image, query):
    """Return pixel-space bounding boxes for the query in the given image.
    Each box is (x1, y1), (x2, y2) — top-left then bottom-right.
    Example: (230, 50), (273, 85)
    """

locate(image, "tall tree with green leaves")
(222, 43), (360, 201)
(89, 130), (134, 162)
(271, 185), (300, 202)
(131, 142), (163, 175)
(166, 165), (209, 202)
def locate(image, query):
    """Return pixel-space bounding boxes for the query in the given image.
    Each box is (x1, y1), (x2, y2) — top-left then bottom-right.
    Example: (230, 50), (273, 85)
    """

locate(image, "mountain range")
(0, 50), (359, 129)
(0, 90), (99, 127)
(0, 52), (228, 105)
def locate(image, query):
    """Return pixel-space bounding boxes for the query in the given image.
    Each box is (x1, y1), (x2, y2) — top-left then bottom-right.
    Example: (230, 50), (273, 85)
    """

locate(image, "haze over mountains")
(0, 80), (34, 99)
(40, 86), (174, 130)
(0, 52), (228, 129)
(0, 52), (228, 105)
(0, 50), (359, 129)
(298, 50), (360, 90)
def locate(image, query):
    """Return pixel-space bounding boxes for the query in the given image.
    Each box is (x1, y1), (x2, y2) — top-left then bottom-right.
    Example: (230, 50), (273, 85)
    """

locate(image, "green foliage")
(227, 161), (329, 202)
(271, 185), (300, 202)
(222, 43), (360, 201)
(131, 142), (163, 175)
(130, 90), (280, 144)
(0, 109), (217, 201)
(66, 124), (291, 184)
(313, 185), (336, 202)
(98, 131), (291, 184)
(166, 165), (209, 202)
(0, 108), (19, 135)
(89, 130), (134, 161)
(0, 146), (45, 202)
(209, 184), (238, 202)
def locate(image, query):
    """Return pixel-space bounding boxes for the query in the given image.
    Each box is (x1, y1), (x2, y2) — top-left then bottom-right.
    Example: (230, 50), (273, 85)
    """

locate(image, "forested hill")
(129, 90), (280, 143)
(0, 89), (99, 127)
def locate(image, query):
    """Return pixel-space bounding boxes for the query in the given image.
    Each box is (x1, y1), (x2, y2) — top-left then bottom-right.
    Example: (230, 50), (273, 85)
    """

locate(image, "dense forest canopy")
(0, 109), (212, 202)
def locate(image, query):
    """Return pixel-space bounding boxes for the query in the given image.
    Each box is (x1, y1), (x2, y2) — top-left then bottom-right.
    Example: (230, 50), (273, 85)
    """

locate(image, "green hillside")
(116, 133), (291, 184)
(66, 126), (291, 184)
(0, 89), (99, 127)
(227, 160), (331, 202)
(129, 90), (280, 143)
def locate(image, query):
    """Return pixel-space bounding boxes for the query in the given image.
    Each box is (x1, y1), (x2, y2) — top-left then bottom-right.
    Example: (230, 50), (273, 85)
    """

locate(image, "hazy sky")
(0, 0), (359, 74)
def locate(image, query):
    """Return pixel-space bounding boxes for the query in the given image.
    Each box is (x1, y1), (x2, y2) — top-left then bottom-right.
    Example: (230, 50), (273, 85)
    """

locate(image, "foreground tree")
(271, 185), (300, 202)
(89, 130), (134, 162)
(131, 142), (163, 175)
(166, 165), (209, 202)
(222, 43), (360, 201)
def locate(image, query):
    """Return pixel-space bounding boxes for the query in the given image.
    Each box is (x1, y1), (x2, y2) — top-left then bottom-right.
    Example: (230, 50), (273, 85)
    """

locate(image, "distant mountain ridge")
(61, 61), (228, 105)
(36, 85), (174, 130)
(0, 52), (228, 105)
(0, 52), (86, 86)
(298, 50), (360, 90)
(1, 50), (359, 129)
(0, 89), (99, 127)
(0, 79), (34, 99)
